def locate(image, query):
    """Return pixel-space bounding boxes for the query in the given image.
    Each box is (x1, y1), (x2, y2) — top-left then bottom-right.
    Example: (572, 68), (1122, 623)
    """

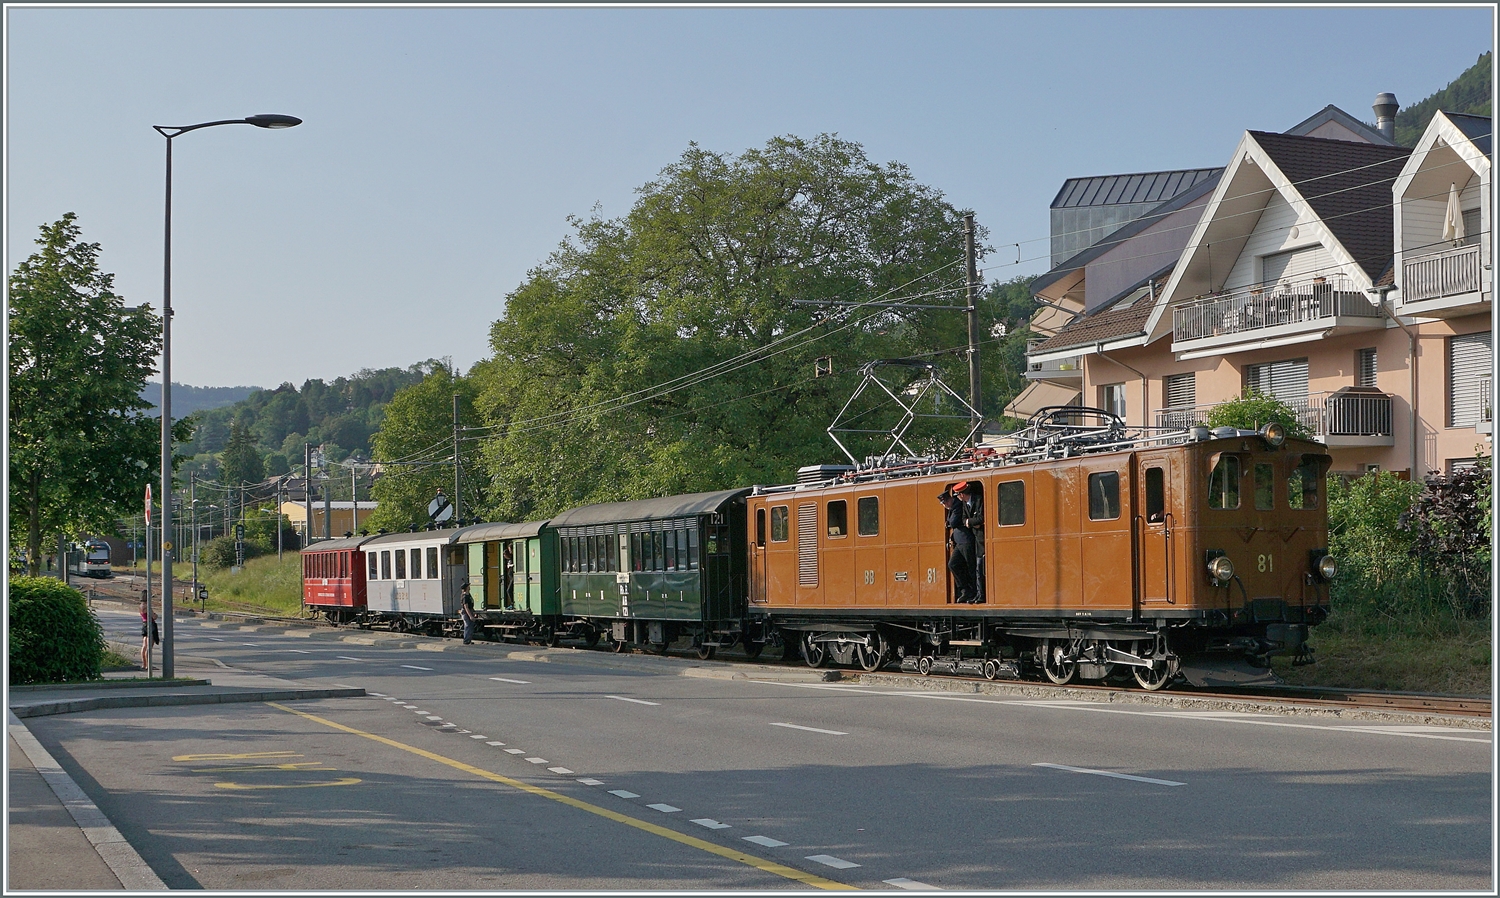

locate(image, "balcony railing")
(1402, 243), (1482, 304)
(1172, 275), (1380, 344)
(1025, 340), (1081, 379)
(1156, 390), (1393, 442)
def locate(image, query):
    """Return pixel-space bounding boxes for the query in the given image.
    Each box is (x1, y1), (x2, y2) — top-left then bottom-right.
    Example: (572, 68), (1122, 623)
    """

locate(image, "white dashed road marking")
(806, 855), (860, 869)
(647, 804), (681, 813)
(884, 878), (940, 890)
(401, 665), (433, 671)
(609, 790), (640, 799)
(606, 695), (660, 706)
(526, 757), (548, 764)
(336, 656), (364, 662)
(489, 677), (531, 684)
(486, 742), (505, 746)
(469, 734), (488, 740)
(504, 749), (525, 755)
(691, 818), (731, 829)
(287, 649), (311, 654)
(1033, 763), (1184, 786)
(548, 767), (574, 775)
(770, 722), (848, 736)
(577, 778), (604, 786)
(241, 643), (260, 647)
(743, 836), (788, 848)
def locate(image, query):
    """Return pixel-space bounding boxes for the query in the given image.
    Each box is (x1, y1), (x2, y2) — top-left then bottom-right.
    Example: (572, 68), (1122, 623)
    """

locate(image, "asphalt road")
(29, 605), (1493, 890)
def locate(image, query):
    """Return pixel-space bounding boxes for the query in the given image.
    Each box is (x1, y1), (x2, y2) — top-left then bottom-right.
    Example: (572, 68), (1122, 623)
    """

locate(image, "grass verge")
(200, 552), (307, 618)
(1274, 608), (1491, 695)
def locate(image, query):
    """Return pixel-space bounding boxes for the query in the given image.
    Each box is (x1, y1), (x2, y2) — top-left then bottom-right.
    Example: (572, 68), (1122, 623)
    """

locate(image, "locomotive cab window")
(770, 506), (789, 542)
(827, 500), (848, 538)
(1145, 468), (1164, 523)
(1288, 455), (1326, 509)
(857, 497), (879, 536)
(1208, 455), (1241, 510)
(1254, 463), (1275, 510)
(1087, 471), (1121, 520)
(998, 481), (1025, 526)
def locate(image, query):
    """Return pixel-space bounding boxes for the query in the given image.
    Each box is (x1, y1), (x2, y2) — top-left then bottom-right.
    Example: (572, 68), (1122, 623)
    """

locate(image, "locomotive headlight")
(1316, 554), (1338, 581)
(1208, 554), (1235, 583)
(1259, 421), (1287, 448)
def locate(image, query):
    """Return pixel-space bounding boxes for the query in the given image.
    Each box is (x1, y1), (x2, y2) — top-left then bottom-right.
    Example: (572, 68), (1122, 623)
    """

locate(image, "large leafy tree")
(367, 364), (481, 533)
(8, 214), (184, 574)
(474, 134), (991, 521)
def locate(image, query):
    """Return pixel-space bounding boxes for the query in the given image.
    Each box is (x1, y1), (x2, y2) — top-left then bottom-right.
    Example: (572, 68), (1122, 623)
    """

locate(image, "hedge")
(8, 576), (107, 684)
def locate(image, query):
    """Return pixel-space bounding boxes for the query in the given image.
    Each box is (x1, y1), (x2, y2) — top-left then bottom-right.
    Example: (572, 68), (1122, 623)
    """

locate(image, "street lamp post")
(153, 113), (299, 678)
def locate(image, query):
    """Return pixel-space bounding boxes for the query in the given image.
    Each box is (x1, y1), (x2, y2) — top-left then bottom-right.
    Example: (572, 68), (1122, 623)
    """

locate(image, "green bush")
(1407, 457), (1492, 618)
(8, 576), (106, 684)
(1204, 389), (1312, 439)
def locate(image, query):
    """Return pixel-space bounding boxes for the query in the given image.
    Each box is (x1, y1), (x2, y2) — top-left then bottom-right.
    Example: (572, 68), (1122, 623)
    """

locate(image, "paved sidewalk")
(6, 655), (366, 891)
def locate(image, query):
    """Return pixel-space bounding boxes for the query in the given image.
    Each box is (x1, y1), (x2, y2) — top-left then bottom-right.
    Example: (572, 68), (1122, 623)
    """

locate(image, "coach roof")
(549, 488), (752, 528)
(303, 534), (380, 552)
(455, 520), (548, 543)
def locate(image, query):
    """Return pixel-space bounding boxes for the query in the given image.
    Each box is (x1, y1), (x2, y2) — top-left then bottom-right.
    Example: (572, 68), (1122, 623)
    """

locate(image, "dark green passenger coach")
(549, 488), (752, 656)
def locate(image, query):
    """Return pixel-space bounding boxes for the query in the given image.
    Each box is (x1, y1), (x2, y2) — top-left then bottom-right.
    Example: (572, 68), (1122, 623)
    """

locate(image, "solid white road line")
(691, 818), (731, 829)
(884, 878), (940, 890)
(577, 778), (604, 786)
(806, 855), (860, 869)
(770, 722), (848, 736)
(743, 836), (788, 848)
(1033, 762), (1184, 786)
(609, 790), (640, 799)
(401, 665), (433, 671)
(647, 804), (681, 813)
(489, 677), (531, 684)
(606, 695), (661, 706)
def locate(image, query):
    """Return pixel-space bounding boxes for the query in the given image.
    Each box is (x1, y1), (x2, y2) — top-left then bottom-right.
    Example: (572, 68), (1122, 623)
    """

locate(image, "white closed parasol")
(1442, 182), (1466, 244)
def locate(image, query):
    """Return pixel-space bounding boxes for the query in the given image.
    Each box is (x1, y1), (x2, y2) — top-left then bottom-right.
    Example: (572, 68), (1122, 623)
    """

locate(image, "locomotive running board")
(1177, 655), (1281, 688)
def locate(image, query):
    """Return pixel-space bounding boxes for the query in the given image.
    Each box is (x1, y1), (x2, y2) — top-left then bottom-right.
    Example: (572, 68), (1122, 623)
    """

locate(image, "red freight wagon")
(302, 534), (378, 624)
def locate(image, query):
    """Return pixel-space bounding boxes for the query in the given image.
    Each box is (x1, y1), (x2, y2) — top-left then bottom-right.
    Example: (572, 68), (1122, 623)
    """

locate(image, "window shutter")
(1356, 348), (1378, 388)
(1164, 373), (1196, 408)
(1261, 247), (1322, 285)
(1448, 331), (1493, 427)
(1245, 359), (1309, 402)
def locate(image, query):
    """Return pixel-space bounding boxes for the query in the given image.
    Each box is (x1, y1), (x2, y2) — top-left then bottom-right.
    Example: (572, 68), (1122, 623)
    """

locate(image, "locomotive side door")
(750, 506), (768, 605)
(1137, 452), (1177, 606)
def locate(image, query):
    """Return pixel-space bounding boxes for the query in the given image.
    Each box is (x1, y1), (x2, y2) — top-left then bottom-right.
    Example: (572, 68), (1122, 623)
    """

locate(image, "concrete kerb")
(8, 710), (167, 889)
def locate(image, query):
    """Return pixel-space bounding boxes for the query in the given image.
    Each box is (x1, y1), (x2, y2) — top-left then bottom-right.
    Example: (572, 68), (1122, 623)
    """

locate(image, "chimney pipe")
(1373, 92), (1399, 142)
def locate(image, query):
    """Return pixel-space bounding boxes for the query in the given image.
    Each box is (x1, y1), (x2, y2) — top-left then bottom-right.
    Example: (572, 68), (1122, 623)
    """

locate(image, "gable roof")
(1444, 111), (1492, 155)
(1249, 131), (1410, 282)
(1284, 104), (1394, 146)
(1050, 168), (1220, 210)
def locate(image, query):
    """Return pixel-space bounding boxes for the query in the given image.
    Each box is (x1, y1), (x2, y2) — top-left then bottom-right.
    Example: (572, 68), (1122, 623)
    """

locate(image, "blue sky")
(6, 4), (1493, 388)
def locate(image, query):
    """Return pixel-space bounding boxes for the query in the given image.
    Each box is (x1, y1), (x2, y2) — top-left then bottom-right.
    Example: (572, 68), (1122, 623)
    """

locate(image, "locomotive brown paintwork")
(746, 430), (1332, 688)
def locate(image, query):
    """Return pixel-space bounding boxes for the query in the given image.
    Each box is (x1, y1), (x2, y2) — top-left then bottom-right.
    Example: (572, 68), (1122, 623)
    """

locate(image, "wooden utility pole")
(964, 213), (983, 429)
(453, 394), (462, 526)
(303, 442), (313, 548)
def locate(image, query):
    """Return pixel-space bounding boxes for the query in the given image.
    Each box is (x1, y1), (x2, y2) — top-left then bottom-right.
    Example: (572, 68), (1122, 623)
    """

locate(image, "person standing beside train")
(459, 582), (479, 645)
(940, 485), (979, 604)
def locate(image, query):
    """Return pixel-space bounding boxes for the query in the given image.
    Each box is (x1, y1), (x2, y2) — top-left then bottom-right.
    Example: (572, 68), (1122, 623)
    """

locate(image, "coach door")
(1137, 453), (1176, 606)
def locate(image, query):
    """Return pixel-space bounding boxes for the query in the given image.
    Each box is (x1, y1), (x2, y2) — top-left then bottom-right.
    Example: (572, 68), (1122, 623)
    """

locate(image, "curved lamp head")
(245, 114), (302, 130)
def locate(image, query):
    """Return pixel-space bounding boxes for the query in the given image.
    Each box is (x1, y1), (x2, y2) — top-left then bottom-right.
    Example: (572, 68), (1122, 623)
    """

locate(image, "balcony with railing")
(1155, 388), (1394, 447)
(1025, 340), (1082, 383)
(1400, 243), (1487, 316)
(1171, 275), (1383, 355)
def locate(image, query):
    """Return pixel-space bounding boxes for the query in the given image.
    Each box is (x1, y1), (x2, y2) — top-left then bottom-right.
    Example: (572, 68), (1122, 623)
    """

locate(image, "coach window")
(380, 550), (391, 580)
(1288, 457), (1321, 509)
(1255, 463), (1275, 510)
(998, 481), (1025, 526)
(1145, 469), (1164, 523)
(368, 553), (377, 580)
(427, 546), (439, 578)
(770, 505), (789, 542)
(662, 530), (676, 570)
(827, 500), (848, 538)
(857, 497), (879, 537)
(1208, 455), (1241, 510)
(687, 528), (700, 569)
(410, 548), (422, 580)
(394, 548), (407, 580)
(1087, 471), (1121, 520)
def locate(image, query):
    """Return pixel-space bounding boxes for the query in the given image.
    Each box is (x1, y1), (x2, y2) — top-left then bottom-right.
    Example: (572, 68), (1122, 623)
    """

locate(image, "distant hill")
(140, 382), (259, 418)
(1394, 52), (1492, 147)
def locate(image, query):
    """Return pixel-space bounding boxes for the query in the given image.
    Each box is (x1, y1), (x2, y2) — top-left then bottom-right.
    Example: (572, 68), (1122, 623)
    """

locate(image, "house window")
(857, 497), (879, 537)
(1101, 383), (1126, 418)
(1461, 208), (1482, 247)
(1163, 372), (1195, 409)
(1356, 348), (1378, 387)
(1447, 331), (1492, 427)
(1245, 358), (1309, 403)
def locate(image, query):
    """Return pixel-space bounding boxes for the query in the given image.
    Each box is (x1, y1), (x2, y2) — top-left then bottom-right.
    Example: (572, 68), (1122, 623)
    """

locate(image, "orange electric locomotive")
(746, 408), (1335, 689)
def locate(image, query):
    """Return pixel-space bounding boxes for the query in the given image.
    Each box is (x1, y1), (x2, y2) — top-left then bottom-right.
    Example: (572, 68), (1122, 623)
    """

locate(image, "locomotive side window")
(857, 497), (879, 536)
(827, 500), (848, 538)
(1208, 456), (1241, 509)
(427, 546), (439, 578)
(1088, 471), (1121, 520)
(757, 509), (767, 546)
(770, 506), (789, 542)
(1288, 457), (1321, 509)
(1254, 463), (1275, 510)
(381, 551), (391, 580)
(998, 481), (1025, 526)
(368, 553), (377, 580)
(1145, 468), (1164, 523)
(395, 549), (407, 580)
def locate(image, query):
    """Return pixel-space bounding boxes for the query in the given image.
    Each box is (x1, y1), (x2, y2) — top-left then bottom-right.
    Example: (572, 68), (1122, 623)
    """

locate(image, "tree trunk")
(26, 469), (43, 577)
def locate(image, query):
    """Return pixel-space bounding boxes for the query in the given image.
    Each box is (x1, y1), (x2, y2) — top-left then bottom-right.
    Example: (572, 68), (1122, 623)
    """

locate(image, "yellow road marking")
(216, 777), (362, 790)
(173, 751), (301, 762)
(191, 763), (334, 773)
(267, 702), (855, 890)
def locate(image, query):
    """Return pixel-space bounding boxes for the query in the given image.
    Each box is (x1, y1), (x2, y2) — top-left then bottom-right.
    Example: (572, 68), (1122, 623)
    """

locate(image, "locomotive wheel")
(856, 633), (885, 672)
(802, 633), (827, 668)
(696, 642), (716, 661)
(1041, 639), (1077, 685)
(544, 628), (561, 648)
(584, 629), (601, 649)
(982, 658), (1000, 680)
(917, 655), (933, 676)
(650, 641), (670, 655)
(742, 640), (763, 660)
(1133, 658), (1174, 691)
(610, 634), (629, 653)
